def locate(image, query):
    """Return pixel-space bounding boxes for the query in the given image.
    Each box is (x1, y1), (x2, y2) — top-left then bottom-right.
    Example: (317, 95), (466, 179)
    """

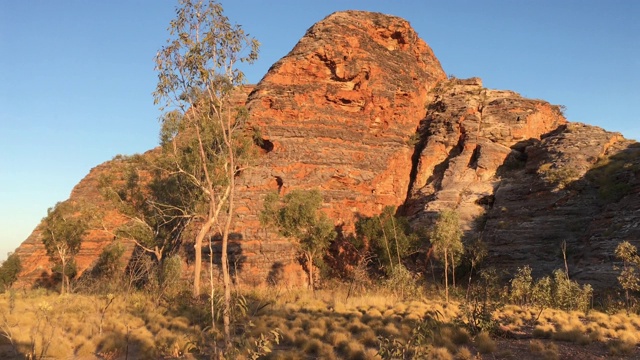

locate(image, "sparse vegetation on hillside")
(261, 190), (336, 291)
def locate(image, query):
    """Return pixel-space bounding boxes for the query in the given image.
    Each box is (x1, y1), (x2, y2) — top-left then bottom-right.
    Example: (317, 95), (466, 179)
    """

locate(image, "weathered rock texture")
(10, 11), (640, 291)
(404, 78), (640, 288)
(229, 10), (446, 284)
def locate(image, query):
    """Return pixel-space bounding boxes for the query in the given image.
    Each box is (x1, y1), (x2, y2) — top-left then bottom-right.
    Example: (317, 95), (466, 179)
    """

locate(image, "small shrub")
(462, 268), (503, 334)
(343, 340), (366, 360)
(474, 332), (495, 354)
(451, 327), (471, 345)
(384, 264), (421, 299)
(509, 265), (532, 307)
(359, 329), (378, 348)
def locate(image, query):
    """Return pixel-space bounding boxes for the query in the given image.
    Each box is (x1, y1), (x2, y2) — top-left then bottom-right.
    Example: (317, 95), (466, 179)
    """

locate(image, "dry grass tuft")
(532, 323), (554, 338)
(429, 346), (454, 360)
(327, 331), (350, 347)
(474, 332), (495, 354)
(303, 338), (324, 356)
(358, 329), (378, 348)
(455, 346), (473, 360)
(341, 339), (366, 360)
(608, 337), (637, 356)
(529, 339), (545, 353)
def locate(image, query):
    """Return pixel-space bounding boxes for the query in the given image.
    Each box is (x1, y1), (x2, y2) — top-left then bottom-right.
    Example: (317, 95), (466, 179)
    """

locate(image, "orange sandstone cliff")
(11, 11), (640, 290)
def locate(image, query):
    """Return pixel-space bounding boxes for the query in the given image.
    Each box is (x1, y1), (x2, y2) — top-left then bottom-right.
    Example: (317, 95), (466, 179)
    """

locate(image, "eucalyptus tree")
(260, 190), (335, 292)
(153, 0), (259, 348)
(41, 201), (89, 294)
(354, 206), (417, 275)
(429, 209), (464, 303)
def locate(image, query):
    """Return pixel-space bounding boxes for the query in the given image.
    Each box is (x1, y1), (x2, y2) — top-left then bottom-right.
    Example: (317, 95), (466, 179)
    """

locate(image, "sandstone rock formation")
(403, 78), (640, 288)
(10, 10), (639, 291)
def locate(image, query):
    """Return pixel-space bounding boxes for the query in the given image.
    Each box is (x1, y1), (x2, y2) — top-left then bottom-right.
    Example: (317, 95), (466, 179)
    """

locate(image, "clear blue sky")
(0, 1), (638, 261)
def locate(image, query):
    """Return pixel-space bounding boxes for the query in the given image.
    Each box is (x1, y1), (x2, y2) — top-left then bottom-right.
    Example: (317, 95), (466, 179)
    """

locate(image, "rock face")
(228, 11), (446, 284)
(10, 11), (640, 291)
(404, 78), (640, 288)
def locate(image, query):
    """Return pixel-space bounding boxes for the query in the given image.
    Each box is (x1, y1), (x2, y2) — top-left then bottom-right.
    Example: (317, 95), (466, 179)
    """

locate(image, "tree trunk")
(221, 115), (236, 350)
(61, 256), (66, 295)
(391, 216), (401, 267)
(562, 240), (570, 279)
(209, 237), (216, 335)
(444, 248), (449, 303)
(221, 213), (232, 350)
(466, 261), (475, 300)
(306, 252), (314, 292)
(451, 252), (456, 288)
(193, 218), (215, 297)
(379, 218), (393, 271)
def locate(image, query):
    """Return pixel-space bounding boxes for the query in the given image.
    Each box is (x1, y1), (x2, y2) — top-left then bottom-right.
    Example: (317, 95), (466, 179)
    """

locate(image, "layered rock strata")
(10, 11), (640, 291)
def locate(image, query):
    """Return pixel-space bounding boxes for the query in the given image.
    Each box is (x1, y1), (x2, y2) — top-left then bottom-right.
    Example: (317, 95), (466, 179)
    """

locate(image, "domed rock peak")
(240, 10), (446, 231)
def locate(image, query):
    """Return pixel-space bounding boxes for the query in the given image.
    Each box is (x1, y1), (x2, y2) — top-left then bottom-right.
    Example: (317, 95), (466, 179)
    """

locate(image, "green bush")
(509, 265), (533, 307)
(0, 253), (22, 292)
(528, 269), (592, 318)
(461, 268), (504, 334)
(384, 264), (420, 299)
(354, 206), (418, 275)
(552, 269), (592, 312)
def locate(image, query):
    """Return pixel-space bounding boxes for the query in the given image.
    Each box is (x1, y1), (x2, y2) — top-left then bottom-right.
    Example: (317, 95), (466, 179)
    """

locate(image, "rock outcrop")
(403, 78), (640, 288)
(228, 11), (446, 284)
(10, 10), (640, 291)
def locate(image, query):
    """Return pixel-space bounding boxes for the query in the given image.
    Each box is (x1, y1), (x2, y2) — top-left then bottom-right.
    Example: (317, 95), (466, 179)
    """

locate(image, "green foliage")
(587, 150), (639, 203)
(41, 201), (90, 293)
(531, 275), (553, 320)
(614, 241), (640, 313)
(354, 206), (418, 274)
(247, 329), (281, 360)
(99, 160), (194, 262)
(153, 0), (259, 112)
(261, 190), (333, 250)
(260, 190), (335, 290)
(552, 269), (592, 312)
(92, 241), (126, 281)
(159, 254), (183, 300)
(537, 163), (579, 188)
(518, 268), (592, 320)
(384, 264), (420, 299)
(41, 201), (88, 259)
(0, 253), (22, 292)
(429, 209), (464, 302)
(509, 265), (533, 307)
(377, 312), (442, 359)
(461, 268), (503, 335)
